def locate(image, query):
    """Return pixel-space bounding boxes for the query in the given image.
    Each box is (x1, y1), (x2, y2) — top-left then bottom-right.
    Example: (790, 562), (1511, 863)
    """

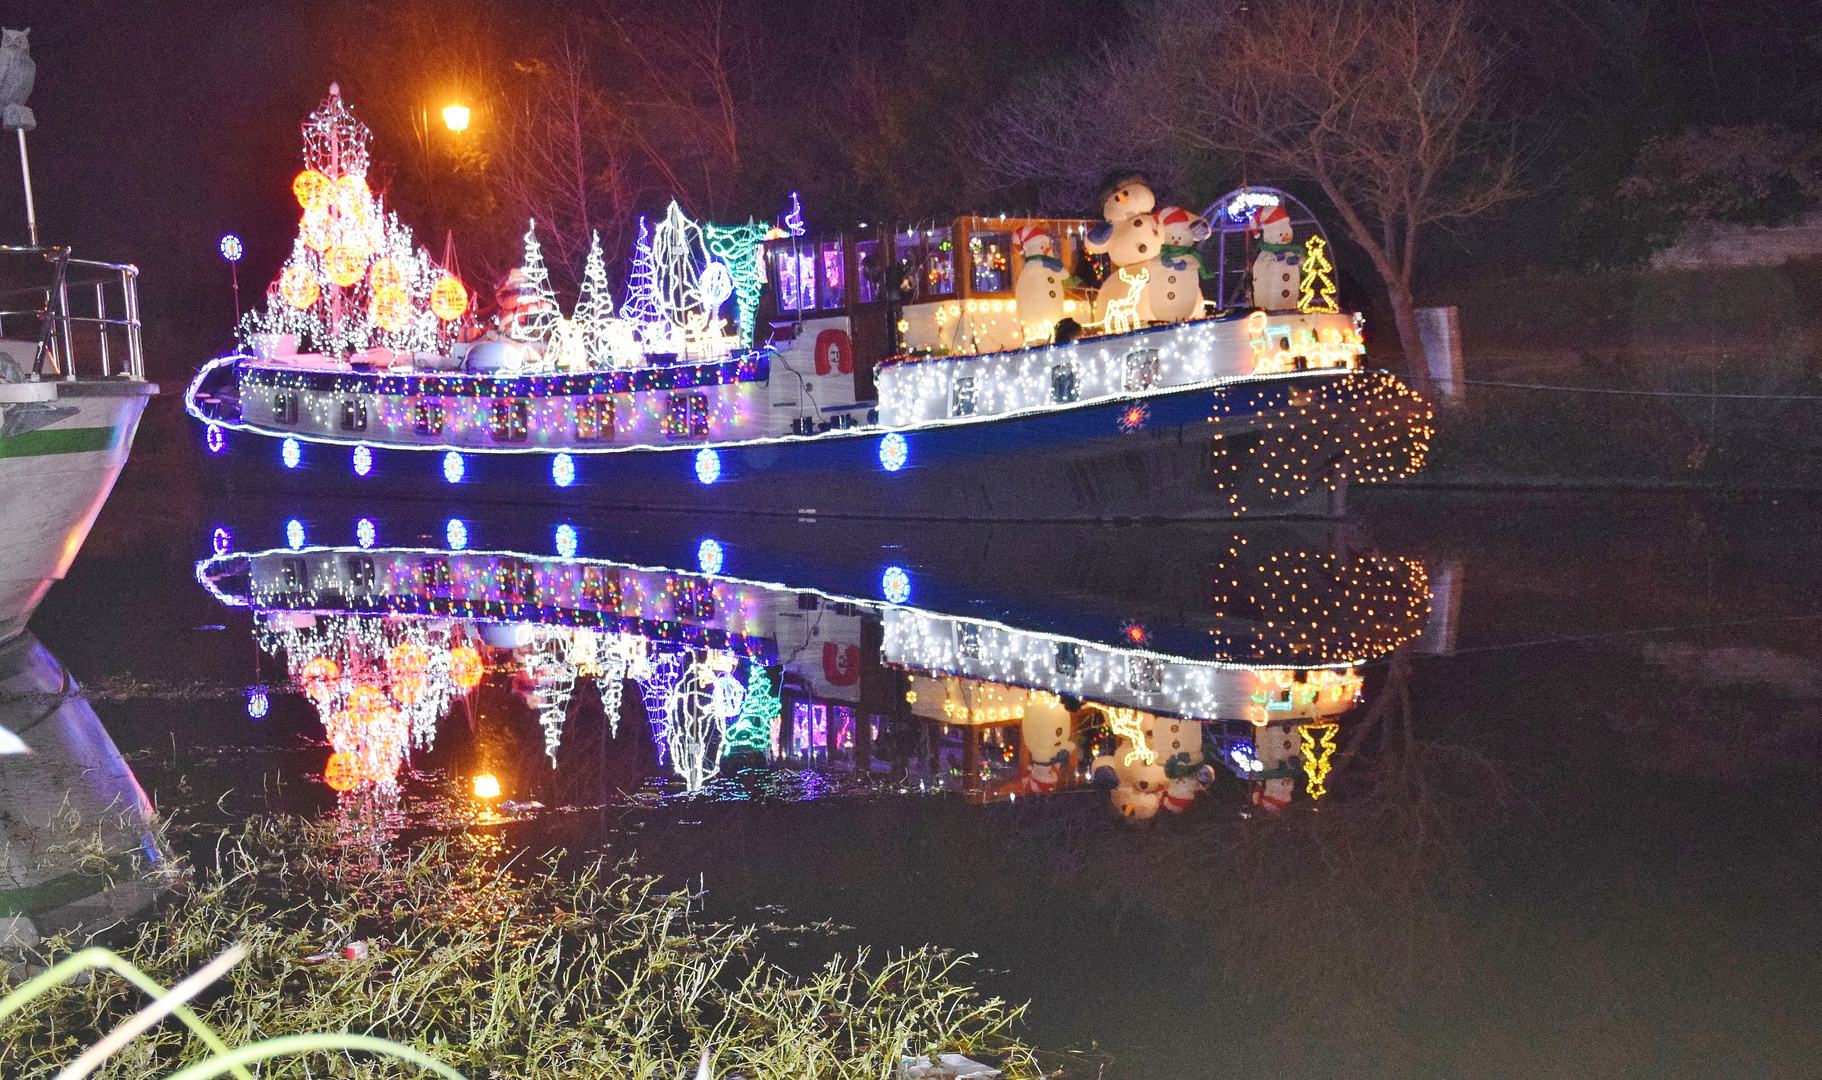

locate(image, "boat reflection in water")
(196, 513), (1442, 818)
(0, 632), (166, 935)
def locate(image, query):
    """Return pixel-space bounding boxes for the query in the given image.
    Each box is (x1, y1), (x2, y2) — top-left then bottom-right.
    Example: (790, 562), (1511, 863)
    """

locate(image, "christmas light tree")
(704, 219), (769, 345)
(1297, 235), (1340, 314)
(621, 216), (669, 353)
(241, 86), (464, 358)
(574, 230), (641, 367)
(720, 664), (779, 760)
(503, 219), (561, 343)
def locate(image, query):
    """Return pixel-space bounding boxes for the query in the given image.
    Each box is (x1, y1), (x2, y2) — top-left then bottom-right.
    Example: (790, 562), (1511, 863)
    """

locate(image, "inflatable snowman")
(1248, 718), (1304, 811)
(1011, 225), (1068, 345)
(1149, 207), (1211, 323)
(1148, 716), (1212, 813)
(1250, 205), (1303, 312)
(1084, 174), (1160, 328)
(1021, 696), (1074, 794)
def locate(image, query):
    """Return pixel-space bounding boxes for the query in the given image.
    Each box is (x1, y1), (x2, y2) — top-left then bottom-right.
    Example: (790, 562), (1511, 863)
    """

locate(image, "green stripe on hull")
(0, 425), (121, 458)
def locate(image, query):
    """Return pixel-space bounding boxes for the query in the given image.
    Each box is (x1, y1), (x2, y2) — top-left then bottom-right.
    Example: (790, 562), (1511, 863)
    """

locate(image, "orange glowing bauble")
(347, 684), (392, 720)
(367, 257), (403, 293)
(299, 656), (340, 701)
(279, 263), (319, 310)
(429, 273), (468, 321)
(293, 169), (331, 210)
(300, 204), (334, 252)
(324, 751), (362, 792)
(370, 290), (411, 332)
(387, 639), (429, 704)
(323, 246), (366, 288)
(332, 173), (371, 213)
(450, 645), (483, 690)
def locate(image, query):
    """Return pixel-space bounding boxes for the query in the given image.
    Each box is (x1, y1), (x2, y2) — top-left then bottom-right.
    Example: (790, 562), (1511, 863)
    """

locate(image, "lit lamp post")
(441, 103), (470, 133)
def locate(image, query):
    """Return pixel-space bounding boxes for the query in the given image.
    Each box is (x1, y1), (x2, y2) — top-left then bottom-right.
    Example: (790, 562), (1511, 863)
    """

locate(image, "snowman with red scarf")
(1249, 205), (1303, 312)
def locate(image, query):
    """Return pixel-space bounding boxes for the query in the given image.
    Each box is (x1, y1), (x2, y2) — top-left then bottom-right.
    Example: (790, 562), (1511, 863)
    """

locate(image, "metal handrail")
(0, 245), (143, 381)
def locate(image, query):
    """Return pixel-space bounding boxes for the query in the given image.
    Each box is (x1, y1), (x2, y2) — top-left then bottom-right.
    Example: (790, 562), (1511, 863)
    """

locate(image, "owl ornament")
(0, 28), (35, 131)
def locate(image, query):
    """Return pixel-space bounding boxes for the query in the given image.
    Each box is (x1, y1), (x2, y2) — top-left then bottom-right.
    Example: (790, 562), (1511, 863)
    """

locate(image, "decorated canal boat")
(187, 89), (1431, 520)
(196, 505), (1445, 815)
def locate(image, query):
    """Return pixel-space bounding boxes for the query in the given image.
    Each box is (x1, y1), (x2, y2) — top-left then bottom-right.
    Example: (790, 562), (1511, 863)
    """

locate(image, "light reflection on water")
(22, 490), (1822, 1079)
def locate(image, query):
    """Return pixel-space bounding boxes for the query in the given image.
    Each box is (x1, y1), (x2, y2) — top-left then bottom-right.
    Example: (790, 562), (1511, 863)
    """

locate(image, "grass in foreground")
(0, 816), (1032, 1079)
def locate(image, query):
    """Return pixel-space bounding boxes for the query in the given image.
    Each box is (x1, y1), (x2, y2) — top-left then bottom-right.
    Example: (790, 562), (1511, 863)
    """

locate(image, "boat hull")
(0, 380), (155, 642)
(200, 369), (1429, 521)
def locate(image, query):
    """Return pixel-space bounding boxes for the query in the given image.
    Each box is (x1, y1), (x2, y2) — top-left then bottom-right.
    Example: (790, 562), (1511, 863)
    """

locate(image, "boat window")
(831, 705), (855, 751)
(856, 240), (882, 303)
(1051, 363), (1079, 403)
(923, 228), (955, 297)
(489, 399), (530, 442)
(774, 247), (819, 313)
(338, 399), (367, 431)
(894, 233), (923, 300)
(1123, 349), (1160, 392)
(271, 391), (299, 424)
(580, 565), (622, 611)
(574, 395), (614, 441)
(956, 622), (982, 657)
(821, 241), (845, 309)
(1054, 641), (1083, 677)
(775, 249), (800, 311)
(411, 397), (444, 436)
(664, 393), (711, 438)
(344, 556), (375, 593)
(1128, 656), (1164, 693)
(951, 376), (977, 418)
(970, 232), (1013, 293)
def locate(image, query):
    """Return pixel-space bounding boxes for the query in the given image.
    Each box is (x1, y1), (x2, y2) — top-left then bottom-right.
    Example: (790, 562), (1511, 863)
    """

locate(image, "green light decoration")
(721, 663), (779, 759)
(704, 219), (769, 345)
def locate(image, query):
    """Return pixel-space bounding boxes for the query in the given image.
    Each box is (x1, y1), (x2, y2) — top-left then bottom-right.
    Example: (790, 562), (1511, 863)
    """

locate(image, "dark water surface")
(25, 485), (1822, 1080)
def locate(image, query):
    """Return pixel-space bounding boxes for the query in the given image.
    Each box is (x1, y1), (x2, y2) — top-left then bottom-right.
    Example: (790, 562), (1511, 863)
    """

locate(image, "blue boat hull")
(198, 369), (1429, 521)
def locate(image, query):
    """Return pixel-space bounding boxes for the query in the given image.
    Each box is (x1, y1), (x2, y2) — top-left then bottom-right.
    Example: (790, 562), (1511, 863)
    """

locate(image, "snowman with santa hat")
(1011, 224), (1067, 344)
(1149, 206), (1212, 322)
(1249, 204), (1303, 312)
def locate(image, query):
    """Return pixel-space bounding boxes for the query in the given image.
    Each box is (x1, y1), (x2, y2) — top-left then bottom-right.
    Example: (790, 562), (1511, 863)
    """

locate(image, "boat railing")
(0, 245), (144, 382)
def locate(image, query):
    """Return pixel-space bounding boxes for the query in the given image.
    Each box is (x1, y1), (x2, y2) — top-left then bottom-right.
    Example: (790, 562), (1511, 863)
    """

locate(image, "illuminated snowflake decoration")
(879, 432), (909, 472)
(694, 448), (721, 485)
(352, 444), (372, 476)
(1122, 621), (1149, 645)
(882, 565), (911, 605)
(219, 234), (243, 262)
(355, 517), (376, 549)
(697, 538), (724, 575)
(1118, 403), (1151, 433)
(285, 519), (305, 550)
(552, 452), (575, 488)
(245, 686), (269, 719)
(281, 437), (301, 468)
(445, 518), (468, 550)
(555, 524), (578, 559)
(442, 451), (464, 483)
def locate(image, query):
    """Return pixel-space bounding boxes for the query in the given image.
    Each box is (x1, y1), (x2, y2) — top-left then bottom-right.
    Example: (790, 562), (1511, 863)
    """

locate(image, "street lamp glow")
(442, 104), (470, 132)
